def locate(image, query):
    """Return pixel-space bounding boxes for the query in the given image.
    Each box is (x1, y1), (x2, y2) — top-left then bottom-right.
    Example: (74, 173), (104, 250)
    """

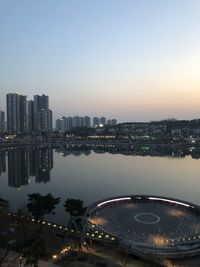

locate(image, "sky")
(0, 0), (200, 122)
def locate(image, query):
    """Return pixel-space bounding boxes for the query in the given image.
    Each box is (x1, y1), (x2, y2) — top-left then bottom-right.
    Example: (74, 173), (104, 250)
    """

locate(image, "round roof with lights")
(87, 195), (200, 258)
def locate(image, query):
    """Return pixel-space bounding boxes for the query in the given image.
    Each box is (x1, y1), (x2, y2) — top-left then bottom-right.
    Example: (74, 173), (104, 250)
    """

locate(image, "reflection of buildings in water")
(71, 150), (85, 157)
(83, 150), (91, 156)
(8, 149), (29, 188)
(171, 151), (185, 158)
(191, 150), (200, 159)
(58, 148), (91, 157)
(0, 151), (6, 176)
(56, 145), (200, 159)
(28, 148), (36, 177)
(34, 149), (53, 183)
(7, 148), (54, 188)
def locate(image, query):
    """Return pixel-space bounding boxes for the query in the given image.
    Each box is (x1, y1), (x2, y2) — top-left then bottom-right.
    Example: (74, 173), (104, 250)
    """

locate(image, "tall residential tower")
(6, 93), (27, 134)
(0, 108), (5, 134)
(32, 94), (52, 133)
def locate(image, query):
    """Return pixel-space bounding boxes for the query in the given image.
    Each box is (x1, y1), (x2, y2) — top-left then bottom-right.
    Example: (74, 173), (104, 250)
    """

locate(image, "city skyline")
(0, 92), (118, 133)
(5, 93), (52, 134)
(1, 1), (200, 121)
(1, 90), (200, 128)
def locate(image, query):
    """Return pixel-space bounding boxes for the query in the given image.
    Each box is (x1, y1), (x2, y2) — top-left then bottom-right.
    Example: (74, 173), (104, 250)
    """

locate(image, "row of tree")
(0, 193), (87, 234)
(26, 193), (86, 225)
(0, 194), (87, 267)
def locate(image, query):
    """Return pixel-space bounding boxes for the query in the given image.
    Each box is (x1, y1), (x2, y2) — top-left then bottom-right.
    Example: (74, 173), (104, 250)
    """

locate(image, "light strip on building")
(97, 197), (131, 208)
(148, 197), (191, 208)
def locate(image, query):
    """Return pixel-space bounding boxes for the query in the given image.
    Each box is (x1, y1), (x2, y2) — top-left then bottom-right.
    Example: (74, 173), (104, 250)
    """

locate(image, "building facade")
(35, 109), (52, 133)
(6, 93), (27, 134)
(34, 94), (49, 111)
(55, 116), (117, 132)
(93, 117), (100, 127)
(56, 116), (91, 132)
(28, 100), (34, 133)
(0, 109), (5, 134)
(30, 94), (52, 133)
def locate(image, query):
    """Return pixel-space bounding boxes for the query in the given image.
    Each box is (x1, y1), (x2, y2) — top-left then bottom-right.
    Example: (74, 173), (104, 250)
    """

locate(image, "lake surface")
(0, 146), (200, 226)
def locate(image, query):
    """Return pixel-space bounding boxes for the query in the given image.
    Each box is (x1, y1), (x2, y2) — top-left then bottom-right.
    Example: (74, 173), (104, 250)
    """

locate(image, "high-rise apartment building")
(32, 94), (52, 133)
(34, 94), (49, 111)
(0, 151), (6, 176)
(0, 108), (5, 134)
(111, 119), (117, 125)
(56, 119), (62, 132)
(28, 100), (34, 133)
(36, 109), (52, 132)
(6, 93), (27, 134)
(107, 118), (117, 125)
(93, 117), (100, 127)
(100, 117), (106, 125)
(61, 116), (73, 132)
(83, 116), (91, 128)
(72, 116), (83, 128)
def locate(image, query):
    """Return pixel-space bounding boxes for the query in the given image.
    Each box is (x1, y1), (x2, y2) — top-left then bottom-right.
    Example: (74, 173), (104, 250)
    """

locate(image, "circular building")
(86, 195), (200, 258)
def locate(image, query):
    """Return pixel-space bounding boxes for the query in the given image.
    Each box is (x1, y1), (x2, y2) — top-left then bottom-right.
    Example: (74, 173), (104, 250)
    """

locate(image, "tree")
(0, 198), (10, 266)
(0, 249), (9, 266)
(64, 198), (87, 234)
(27, 193), (60, 222)
(0, 198), (9, 212)
(63, 199), (86, 217)
(115, 250), (129, 267)
(63, 199), (88, 253)
(23, 238), (46, 267)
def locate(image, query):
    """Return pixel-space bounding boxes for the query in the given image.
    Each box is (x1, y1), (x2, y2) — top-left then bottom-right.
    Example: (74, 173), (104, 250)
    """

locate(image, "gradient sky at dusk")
(1, 0), (200, 122)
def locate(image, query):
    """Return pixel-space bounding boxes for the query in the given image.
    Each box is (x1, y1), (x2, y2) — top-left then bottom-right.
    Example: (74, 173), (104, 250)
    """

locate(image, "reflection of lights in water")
(89, 217), (108, 225)
(163, 259), (180, 267)
(125, 203), (137, 209)
(167, 209), (186, 217)
(148, 235), (168, 246)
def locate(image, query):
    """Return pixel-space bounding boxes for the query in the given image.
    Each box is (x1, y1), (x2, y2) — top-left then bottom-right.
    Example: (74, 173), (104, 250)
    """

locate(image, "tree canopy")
(63, 199), (86, 217)
(0, 198), (9, 211)
(27, 193), (60, 220)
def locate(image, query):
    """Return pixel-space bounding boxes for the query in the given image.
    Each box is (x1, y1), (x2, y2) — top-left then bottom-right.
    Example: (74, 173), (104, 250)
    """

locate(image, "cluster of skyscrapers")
(56, 116), (117, 132)
(0, 93), (118, 135)
(0, 93), (52, 134)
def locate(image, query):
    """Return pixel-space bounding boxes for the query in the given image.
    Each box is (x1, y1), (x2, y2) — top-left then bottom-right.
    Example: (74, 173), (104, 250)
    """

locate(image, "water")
(1, 145), (200, 266)
(0, 145), (200, 226)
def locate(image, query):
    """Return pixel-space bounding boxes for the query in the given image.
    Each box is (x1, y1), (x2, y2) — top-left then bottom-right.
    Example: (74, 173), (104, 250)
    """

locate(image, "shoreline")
(0, 139), (196, 149)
